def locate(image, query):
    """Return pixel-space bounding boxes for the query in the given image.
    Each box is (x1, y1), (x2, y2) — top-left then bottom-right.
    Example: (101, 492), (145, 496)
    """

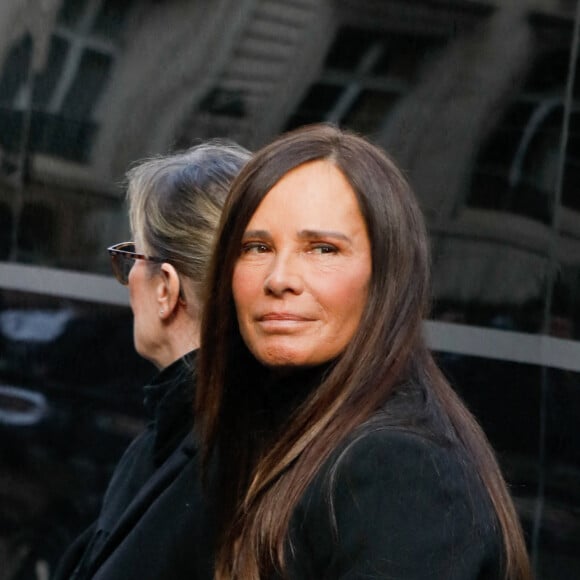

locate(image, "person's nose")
(263, 251), (304, 297)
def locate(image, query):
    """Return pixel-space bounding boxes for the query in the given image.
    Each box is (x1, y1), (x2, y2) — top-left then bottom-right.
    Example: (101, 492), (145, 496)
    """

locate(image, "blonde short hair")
(126, 141), (250, 301)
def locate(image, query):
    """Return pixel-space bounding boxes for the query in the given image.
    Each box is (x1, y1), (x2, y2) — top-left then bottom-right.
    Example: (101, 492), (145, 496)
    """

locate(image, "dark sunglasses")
(107, 242), (165, 285)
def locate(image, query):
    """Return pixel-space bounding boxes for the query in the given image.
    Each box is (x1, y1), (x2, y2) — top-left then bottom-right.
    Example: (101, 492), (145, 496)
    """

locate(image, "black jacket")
(203, 373), (504, 579)
(285, 426), (502, 579)
(54, 352), (204, 580)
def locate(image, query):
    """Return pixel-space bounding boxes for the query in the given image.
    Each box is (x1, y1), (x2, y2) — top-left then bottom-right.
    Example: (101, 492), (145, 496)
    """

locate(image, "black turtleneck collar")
(255, 360), (336, 434)
(142, 350), (197, 465)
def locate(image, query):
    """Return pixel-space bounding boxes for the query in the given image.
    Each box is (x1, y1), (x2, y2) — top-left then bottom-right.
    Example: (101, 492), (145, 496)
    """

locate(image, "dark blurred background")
(1, 1), (580, 578)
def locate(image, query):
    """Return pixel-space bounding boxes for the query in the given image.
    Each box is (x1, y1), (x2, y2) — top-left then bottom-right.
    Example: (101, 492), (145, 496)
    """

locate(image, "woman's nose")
(263, 253), (304, 296)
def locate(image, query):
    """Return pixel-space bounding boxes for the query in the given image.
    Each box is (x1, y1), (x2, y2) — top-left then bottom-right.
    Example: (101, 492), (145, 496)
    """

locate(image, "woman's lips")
(257, 313), (314, 332)
(259, 312), (310, 321)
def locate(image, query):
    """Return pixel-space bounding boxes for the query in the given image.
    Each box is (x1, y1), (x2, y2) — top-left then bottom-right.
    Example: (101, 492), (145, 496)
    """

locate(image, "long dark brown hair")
(196, 124), (531, 580)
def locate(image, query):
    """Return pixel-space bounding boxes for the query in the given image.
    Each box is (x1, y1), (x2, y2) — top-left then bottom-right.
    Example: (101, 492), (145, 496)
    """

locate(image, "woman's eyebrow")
(298, 229), (351, 242)
(242, 229), (272, 241)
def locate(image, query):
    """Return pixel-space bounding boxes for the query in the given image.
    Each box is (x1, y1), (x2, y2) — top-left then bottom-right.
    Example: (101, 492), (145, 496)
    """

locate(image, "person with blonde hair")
(196, 125), (532, 579)
(54, 141), (250, 580)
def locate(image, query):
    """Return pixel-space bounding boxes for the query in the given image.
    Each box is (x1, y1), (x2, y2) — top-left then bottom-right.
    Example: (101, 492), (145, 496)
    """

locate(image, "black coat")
(54, 353), (205, 580)
(285, 426), (502, 579)
(203, 373), (504, 580)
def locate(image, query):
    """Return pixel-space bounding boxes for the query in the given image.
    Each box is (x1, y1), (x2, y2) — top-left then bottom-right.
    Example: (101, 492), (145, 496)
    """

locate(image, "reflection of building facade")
(1, 1), (580, 579)
(0, 0), (579, 313)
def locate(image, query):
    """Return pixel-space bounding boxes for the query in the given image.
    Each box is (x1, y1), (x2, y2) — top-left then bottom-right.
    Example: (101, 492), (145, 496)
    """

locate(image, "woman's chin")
(254, 346), (330, 369)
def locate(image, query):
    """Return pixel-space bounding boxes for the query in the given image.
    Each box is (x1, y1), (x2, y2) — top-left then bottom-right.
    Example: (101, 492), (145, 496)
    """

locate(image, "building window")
(468, 48), (580, 224)
(285, 26), (446, 136)
(17, 202), (57, 262)
(0, 0), (133, 164)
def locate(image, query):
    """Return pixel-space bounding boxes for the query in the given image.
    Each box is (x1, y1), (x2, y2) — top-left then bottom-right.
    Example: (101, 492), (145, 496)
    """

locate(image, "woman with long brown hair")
(196, 124), (532, 579)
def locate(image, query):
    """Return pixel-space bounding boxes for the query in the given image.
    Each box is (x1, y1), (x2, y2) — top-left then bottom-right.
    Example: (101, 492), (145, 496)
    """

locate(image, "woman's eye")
(241, 242), (270, 254)
(311, 244), (338, 255)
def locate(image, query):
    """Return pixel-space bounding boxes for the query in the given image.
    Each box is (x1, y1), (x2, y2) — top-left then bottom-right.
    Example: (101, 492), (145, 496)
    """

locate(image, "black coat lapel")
(85, 434), (196, 576)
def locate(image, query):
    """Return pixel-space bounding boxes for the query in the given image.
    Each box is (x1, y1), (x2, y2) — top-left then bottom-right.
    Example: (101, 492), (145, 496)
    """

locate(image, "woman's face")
(232, 160), (372, 368)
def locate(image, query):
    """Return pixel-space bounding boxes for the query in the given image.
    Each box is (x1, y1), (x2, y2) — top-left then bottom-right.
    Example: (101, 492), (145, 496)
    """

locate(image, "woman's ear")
(157, 263), (181, 320)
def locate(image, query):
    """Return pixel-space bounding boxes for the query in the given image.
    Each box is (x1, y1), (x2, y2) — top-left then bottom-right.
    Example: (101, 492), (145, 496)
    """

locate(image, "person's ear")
(157, 263), (181, 320)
